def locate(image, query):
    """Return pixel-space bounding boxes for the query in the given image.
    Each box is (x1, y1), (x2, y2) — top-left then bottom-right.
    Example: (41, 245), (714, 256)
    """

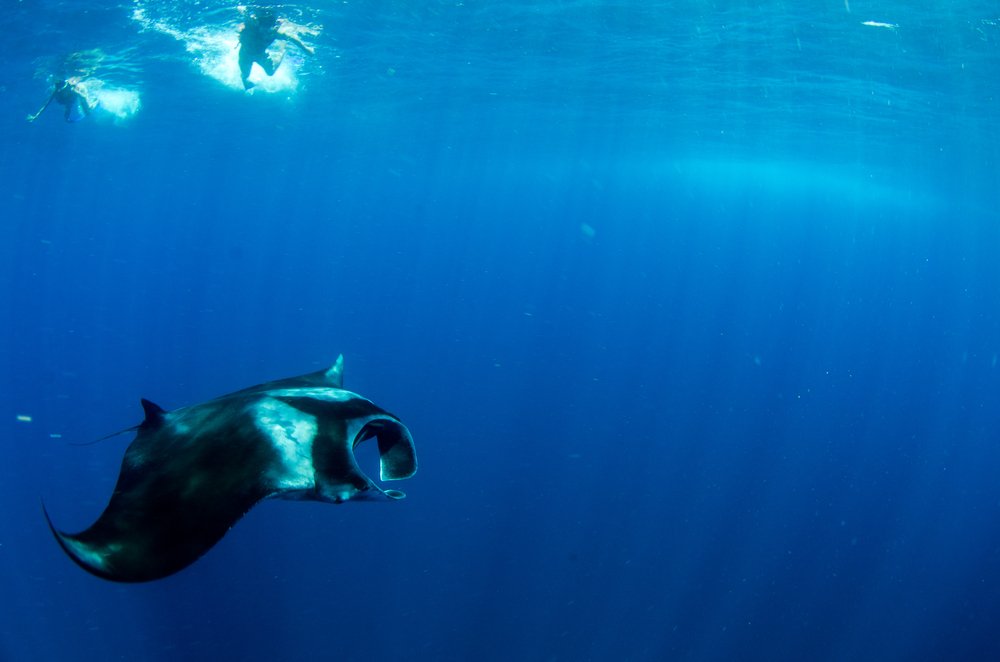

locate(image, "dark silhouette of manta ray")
(45, 355), (417, 582)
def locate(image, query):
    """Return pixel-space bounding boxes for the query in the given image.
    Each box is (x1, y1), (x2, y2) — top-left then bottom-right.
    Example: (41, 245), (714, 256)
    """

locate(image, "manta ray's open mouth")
(353, 417), (418, 499)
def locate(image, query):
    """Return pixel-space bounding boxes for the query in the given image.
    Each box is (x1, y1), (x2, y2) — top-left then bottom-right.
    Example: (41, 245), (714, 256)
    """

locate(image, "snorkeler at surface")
(238, 7), (316, 90)
(27, 78), (96, 122)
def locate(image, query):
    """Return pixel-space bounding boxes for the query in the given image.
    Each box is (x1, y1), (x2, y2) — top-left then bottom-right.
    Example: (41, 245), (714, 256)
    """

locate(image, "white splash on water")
(132, 6), (303, 94)
(88, 81), (142, 121)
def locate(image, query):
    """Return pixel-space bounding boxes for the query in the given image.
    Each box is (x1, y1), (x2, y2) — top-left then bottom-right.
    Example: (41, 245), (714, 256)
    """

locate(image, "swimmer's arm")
(277, 25), (315, 55)
(27, 93), (55, 122)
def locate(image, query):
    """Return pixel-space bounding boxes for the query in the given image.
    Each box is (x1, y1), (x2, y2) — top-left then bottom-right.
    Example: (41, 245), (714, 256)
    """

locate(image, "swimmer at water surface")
(27, 77), (96, 122)
(238, 7), (316, 90)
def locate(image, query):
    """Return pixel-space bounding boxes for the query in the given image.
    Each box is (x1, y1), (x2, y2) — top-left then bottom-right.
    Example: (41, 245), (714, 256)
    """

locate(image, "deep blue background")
(3, 1), (1000, 660)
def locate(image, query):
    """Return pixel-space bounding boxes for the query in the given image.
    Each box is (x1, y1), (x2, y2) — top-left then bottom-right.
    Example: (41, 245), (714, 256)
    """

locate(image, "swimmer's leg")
(80, 93), (96, 115)
(260, 49), (282, 77)
(238, 48), (255, 89)
(64, 97), (89, 122)
(271, 45), (286, 72)
(65, 103), (85, 122)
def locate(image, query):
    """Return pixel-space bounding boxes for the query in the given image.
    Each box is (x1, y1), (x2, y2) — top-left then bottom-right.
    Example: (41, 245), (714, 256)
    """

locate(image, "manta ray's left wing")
(45, 398), (294, 582)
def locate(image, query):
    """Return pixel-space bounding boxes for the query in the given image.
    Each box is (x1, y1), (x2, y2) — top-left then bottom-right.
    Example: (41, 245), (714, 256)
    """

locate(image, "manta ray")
(44, 355), (417, 582)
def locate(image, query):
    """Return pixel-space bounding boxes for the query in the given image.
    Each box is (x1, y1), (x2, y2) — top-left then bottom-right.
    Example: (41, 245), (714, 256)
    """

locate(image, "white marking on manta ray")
(64, 538), (118, 572)
(253, 398), (317, 490)
(264, 387), (371, 404)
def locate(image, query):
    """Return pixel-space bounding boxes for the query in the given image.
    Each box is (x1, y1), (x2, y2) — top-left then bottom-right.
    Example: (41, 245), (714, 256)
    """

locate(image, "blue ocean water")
(3, 0), (999, 659)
